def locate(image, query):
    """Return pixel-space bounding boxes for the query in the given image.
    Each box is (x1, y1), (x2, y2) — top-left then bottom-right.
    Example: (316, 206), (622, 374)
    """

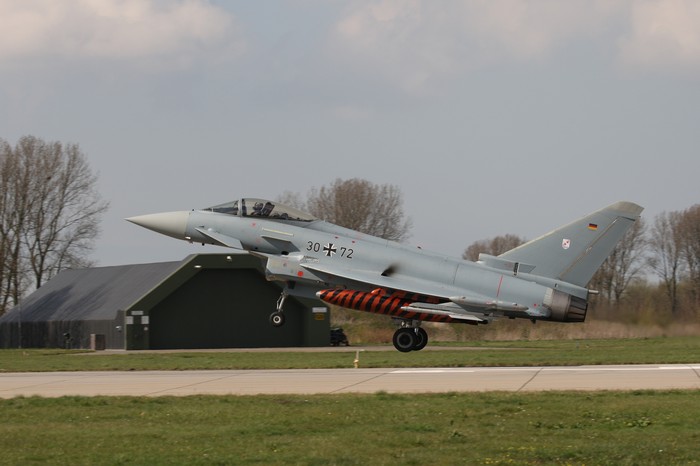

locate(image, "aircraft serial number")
(307, 241), (353, 259)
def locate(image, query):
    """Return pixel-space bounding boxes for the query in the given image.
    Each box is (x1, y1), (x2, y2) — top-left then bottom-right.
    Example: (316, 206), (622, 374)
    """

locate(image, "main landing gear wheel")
(393, 328), (416, 352)
(269, 311), (285, 327)
(413, 327), (428, 351)
(392, 327), (429, 352)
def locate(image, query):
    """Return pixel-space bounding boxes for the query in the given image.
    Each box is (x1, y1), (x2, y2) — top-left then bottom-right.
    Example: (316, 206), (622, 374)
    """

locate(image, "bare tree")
(275, 190), (307, 212)
(462, 234), (526, 262)
(647, 211), (684, 315)
(305, 178), (412, 241)
(590, 218), (647, 303)
(0, 136), (109, 315)
(679, 204), (700, 311)
(0, 139), (22, 312)
(0, 139), (35, 313)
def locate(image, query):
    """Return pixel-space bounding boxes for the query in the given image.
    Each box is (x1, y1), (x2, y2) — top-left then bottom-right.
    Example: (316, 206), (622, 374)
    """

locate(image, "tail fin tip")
(608, 201), (644, 219)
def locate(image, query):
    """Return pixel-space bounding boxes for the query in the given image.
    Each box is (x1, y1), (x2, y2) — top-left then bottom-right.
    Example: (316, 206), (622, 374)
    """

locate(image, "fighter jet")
(127, 199), (643, 352)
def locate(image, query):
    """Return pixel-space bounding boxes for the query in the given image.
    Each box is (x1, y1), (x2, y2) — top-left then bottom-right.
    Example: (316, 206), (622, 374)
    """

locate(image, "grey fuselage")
(183, 209), (586, 322)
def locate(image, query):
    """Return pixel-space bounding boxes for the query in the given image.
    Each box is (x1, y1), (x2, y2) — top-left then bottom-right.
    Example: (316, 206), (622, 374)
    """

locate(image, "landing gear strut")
(269, 292), (287, 327)
(392, 322), (428, 352)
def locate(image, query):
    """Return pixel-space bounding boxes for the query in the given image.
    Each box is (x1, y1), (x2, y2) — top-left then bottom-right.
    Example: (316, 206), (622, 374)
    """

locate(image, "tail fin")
(498, 201), (643, 287)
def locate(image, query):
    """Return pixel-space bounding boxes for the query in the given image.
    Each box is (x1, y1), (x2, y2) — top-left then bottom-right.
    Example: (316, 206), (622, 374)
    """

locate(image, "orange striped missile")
(316, 288), (461, 323)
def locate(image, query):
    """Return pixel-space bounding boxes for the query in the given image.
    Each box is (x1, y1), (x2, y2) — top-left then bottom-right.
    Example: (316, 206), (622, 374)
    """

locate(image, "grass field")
(1, 391), (699, 465)
(2, 337), (699, 464)
(1, 336), (699, 372)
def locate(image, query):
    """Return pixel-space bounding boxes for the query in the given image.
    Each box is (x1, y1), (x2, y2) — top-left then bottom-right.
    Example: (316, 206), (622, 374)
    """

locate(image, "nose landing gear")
(269, 292), (287, 327)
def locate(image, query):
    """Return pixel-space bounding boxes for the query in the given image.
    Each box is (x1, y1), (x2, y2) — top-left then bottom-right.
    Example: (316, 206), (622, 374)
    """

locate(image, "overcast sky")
(2, 0), (699, 266)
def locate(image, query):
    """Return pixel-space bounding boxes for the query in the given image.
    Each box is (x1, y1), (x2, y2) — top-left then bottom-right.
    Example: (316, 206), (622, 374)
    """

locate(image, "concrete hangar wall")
(0, 254), (329, 350)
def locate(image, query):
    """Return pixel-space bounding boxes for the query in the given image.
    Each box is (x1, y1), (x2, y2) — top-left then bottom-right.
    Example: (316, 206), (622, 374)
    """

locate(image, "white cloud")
(331, 0), (617, 92)
(618, 0), (700, 69)
(456, 1), (616, 60)
(332, 0), (455, 93)
(0, 0), (243, 67)
(330, 0), (700, 93)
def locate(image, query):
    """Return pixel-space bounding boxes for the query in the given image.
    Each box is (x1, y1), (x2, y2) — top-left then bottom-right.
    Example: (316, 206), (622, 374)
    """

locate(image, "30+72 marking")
(306, 241), (353, 259)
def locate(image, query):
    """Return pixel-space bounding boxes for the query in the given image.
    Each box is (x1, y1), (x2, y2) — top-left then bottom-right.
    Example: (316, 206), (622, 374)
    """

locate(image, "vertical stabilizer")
(498, 201), (643, 287)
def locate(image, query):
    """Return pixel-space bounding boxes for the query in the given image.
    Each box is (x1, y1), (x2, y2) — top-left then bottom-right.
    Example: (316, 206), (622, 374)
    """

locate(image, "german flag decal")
(588, 223), (598, 231)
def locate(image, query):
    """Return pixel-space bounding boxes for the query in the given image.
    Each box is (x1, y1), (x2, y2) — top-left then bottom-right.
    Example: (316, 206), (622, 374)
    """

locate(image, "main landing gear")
(270, 291), (429, 353)
(269, 292), (287, 327)
(392, 322), (428, 352)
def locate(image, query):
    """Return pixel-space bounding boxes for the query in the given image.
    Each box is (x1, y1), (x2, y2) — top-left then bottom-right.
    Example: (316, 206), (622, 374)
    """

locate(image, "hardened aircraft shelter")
(0, 254), (329, 350)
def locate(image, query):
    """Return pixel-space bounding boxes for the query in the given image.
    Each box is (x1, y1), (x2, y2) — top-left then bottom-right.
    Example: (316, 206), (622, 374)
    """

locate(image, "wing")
(302, 261), (456, 296)
(303, 262), (528, 323)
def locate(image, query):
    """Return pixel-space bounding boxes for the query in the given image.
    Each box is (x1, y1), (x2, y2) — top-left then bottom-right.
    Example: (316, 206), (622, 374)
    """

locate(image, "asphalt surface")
(2, 364), (700, 398)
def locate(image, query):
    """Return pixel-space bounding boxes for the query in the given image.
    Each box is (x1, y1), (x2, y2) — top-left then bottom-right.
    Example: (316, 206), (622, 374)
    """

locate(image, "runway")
(2, 364), (700, 398)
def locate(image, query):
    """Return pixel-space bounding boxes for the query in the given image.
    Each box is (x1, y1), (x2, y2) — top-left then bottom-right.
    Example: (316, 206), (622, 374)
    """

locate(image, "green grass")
(1, 336), (699, 372)
(1, 391), (699, 465)
(2, 338), (699, 464)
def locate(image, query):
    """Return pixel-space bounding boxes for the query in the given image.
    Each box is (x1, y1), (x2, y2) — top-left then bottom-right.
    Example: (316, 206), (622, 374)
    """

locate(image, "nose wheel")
(269, 311), (285, 327)
(392, 326), (428, 352)
(269, 292), (288, 327)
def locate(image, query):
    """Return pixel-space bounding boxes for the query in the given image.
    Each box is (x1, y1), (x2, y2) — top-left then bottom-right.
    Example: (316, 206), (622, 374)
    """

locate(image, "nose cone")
(126, 211), (190, 240)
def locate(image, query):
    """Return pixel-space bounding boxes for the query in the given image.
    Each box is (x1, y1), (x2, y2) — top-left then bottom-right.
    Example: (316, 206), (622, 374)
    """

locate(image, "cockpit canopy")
(202, 198), (316, 222)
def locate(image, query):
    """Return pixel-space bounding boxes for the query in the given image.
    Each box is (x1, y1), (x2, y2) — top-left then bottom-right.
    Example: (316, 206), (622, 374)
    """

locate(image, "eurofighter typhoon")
(127, 199), (643, 352)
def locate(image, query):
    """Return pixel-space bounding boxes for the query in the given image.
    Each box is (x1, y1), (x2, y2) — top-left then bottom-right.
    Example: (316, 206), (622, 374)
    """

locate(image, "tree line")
(1, 147), (696, 325)
(0, 136), (108, 316)
(286, 179), (699, 319)
(461, 207), (700, 320)
(277, 180), (697, 342)
(278, 178), (412, 242)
